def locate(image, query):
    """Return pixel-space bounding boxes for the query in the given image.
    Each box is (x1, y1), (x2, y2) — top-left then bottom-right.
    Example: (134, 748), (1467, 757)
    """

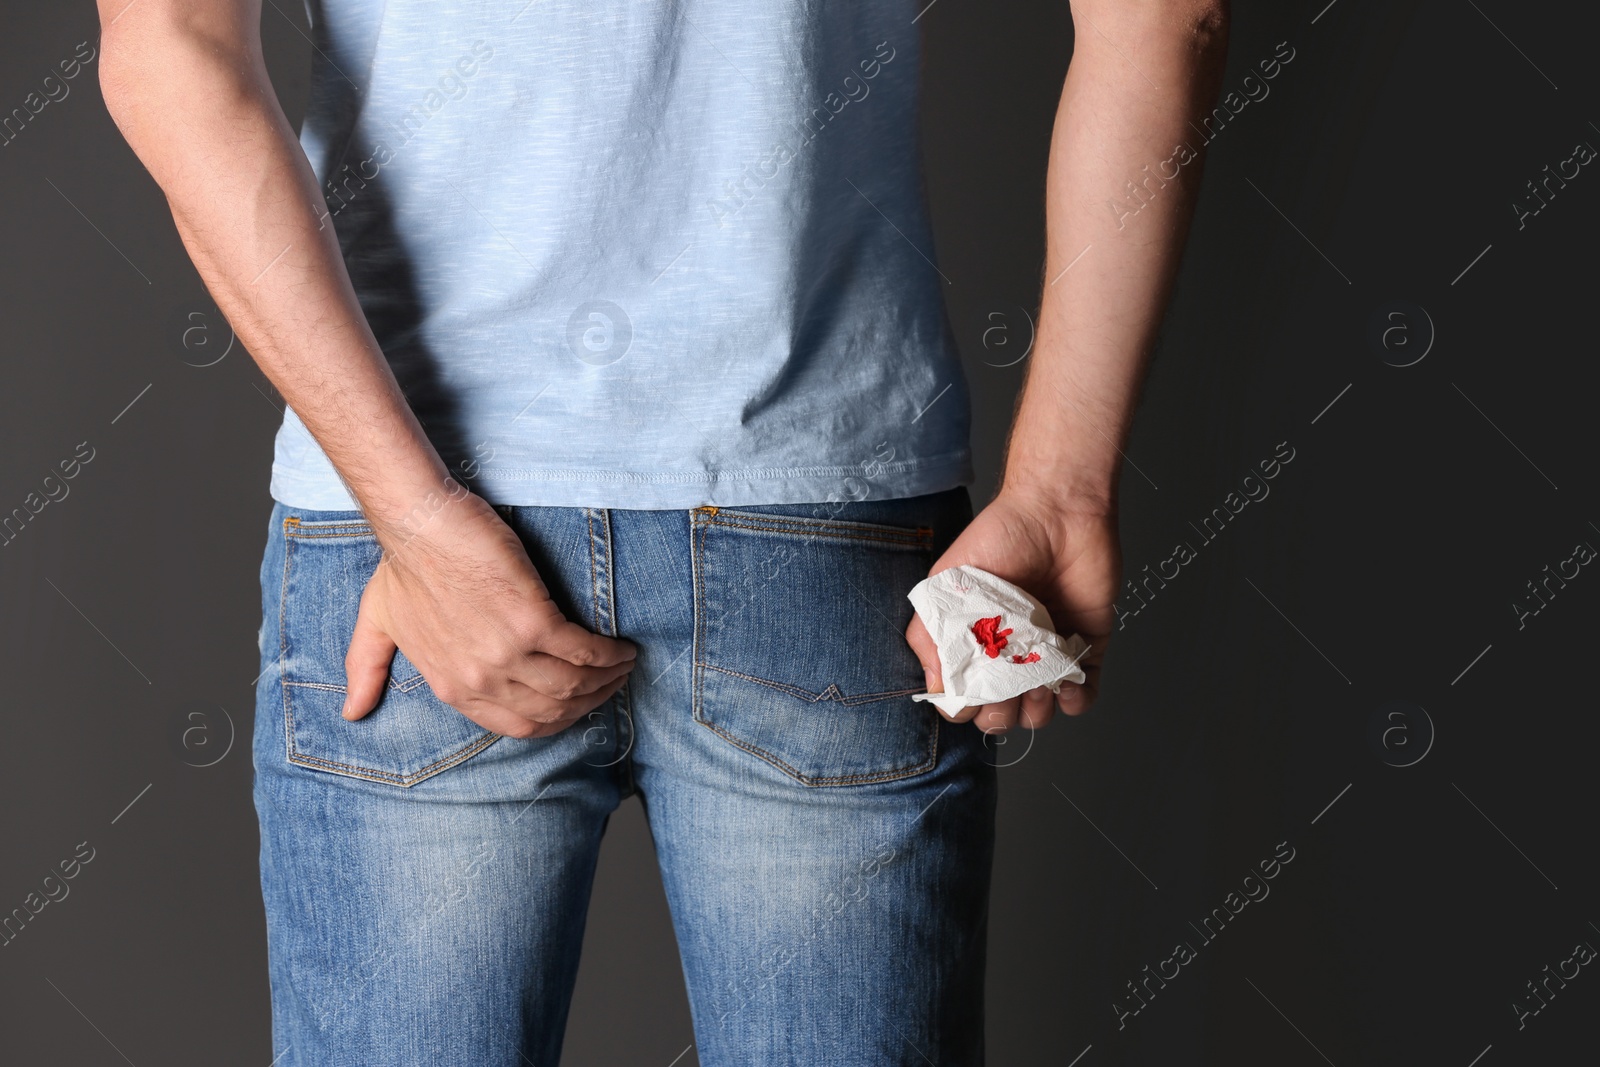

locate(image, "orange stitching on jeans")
(698, 663), (925, 706)
(691, 509), (708, 726)
(284, 525), (374, 540)
(598, 509), (617, 639)
(286, 681), (347, 694)
(694, 717), (938, 787)
(705, 510), (932, 537)
(283, 531), (376, 540)
(279, 513), (293, 764)
(285, 731), (502, 787)
(284, 675), (425, 695)
(702, 516), (933, 548)
(586, 508), (601, 634)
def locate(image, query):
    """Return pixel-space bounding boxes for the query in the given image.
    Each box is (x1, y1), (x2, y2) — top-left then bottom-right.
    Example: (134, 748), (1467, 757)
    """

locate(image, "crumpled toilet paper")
(907, 564), (1090, 716)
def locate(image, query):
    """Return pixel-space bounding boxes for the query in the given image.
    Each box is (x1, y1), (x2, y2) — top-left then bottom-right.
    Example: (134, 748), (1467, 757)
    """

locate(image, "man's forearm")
(1003, 0), (1230, 513)
(98, 1), (450, 541)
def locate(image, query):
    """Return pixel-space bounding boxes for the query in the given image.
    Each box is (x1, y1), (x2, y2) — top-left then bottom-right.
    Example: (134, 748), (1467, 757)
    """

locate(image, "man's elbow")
(1071, 0), (1230, 62)
(97, 11), (173, 130)
(1179, 0), (1230, 62)
(96, 1), (254, 129)
(96, 35), (144, 132)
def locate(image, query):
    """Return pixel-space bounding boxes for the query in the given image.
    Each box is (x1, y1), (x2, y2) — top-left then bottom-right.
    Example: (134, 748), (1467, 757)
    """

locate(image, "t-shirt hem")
(269, 452), (976, 512)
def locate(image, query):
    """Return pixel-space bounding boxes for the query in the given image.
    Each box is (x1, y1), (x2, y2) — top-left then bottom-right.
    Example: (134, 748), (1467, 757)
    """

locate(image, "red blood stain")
(1011, 651), (1041, 664)
(971, 615), (1013, 658)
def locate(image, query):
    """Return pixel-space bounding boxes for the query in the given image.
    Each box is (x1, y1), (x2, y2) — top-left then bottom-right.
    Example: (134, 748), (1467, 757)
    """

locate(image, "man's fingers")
(1019, 686), (1056, 729)
(1052, 641), (1105, 716)
(446, 672), (632, 740)
(541, 671), (631, 729)
(508, 653), (635, 703)
(542, 618), (638, 669)
(973, 698), (1020, 735)
(905, 614), (942, 693)
(343, 606), (398, 720)
(940, 702), (980, 724)
(507, 672), (632, 740)
(1057, 677), (1099, 716)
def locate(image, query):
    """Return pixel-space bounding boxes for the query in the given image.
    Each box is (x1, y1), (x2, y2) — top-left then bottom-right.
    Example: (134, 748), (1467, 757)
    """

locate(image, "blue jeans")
(252, 489), (996, 1066)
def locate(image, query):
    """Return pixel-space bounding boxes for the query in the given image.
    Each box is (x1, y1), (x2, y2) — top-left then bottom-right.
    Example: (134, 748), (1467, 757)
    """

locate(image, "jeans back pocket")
(691, 506), (940, 787)
(278, 515), (500, 787)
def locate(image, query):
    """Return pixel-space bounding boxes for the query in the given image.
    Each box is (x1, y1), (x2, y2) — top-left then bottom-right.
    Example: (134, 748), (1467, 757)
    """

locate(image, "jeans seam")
(284, 677), (427, 695)
(586, 508), (601, 634)
(695, 717), (938, 787)
(699, 663), (924, 706)
(279, 513), (294, 771)
(283, 517), (374, 540)
(702, 515), (933, 548)
(596, 508), (636, 795)
(284, 731), (502, 787)
(692, 509), (708, 730)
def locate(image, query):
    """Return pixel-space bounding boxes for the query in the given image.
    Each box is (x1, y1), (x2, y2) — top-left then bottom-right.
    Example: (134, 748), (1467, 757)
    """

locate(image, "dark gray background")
(3, 0), (1596, 1063)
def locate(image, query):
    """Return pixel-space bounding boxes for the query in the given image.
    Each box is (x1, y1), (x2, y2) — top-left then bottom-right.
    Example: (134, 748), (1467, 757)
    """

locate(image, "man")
(98, 0), (1227, 1062)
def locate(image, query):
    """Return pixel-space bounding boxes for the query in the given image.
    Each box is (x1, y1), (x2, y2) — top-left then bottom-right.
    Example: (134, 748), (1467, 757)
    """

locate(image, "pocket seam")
(284, 727), (501, 787)
(696, 717), (938, 788)
(286, 676), (431, 695)
(700, 663), (925, 706)
(283, 517), (374, 540)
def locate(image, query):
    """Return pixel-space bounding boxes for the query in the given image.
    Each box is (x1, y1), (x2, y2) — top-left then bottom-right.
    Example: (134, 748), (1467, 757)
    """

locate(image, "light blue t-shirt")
(273, 0), (973, 510)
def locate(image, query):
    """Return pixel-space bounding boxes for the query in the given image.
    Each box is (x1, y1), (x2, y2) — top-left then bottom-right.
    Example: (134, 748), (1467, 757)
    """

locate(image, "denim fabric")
(252, 488), (996, 1065)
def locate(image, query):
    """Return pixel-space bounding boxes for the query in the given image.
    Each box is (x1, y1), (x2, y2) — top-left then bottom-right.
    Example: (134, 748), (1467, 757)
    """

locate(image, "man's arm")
(907, 0), (1230, 731)
(97, 0), (634, 736)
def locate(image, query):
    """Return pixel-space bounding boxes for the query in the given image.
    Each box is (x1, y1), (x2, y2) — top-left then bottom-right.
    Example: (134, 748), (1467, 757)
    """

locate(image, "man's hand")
(904, 0), (1228, 733)
(97, 0), (636, 743)
(906, 492), (1119, 734)
(343, 491), (637, 739)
